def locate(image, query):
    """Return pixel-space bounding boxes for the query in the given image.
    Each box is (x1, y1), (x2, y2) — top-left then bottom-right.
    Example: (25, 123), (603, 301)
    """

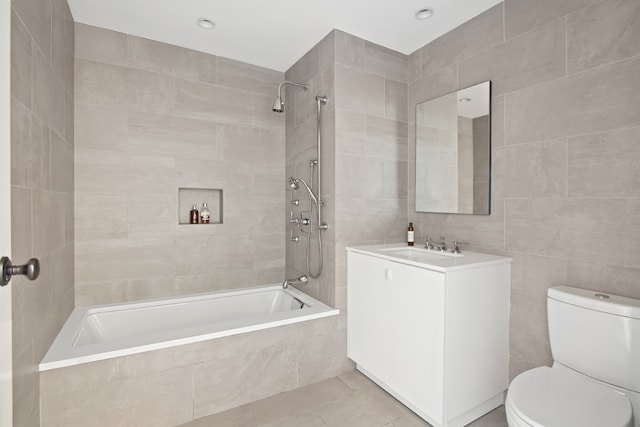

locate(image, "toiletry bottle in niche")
(407, 222), (414, 246)
(190, 205), (199, 224)
(200, 202), (211, 224)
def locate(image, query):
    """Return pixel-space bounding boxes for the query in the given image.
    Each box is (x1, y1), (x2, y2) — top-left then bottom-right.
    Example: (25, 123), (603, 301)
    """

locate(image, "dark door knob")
(0, 256), (40, 286)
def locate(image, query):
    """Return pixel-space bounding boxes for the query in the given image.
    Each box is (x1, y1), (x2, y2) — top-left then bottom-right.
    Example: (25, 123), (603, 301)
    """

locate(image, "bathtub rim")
(40, 284), (339, 371)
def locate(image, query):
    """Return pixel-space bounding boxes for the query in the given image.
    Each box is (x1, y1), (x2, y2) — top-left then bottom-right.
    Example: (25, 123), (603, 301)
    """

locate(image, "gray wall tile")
(568, 127), (640, 197)
(51, 131), (73, 193)
(505, 0), (601, 40)
(217, 57), (281, 96)
(75, 103), (127, 151)
(365, 41), (408, 83)
(505, 56), (640, 144)
(12, 0), (52, 60)
(127, 35), (217, 83)
(52, 0), (74, 93)
(567, 0), (640, 74)
(385, 79), (408, 122)
(493, 138), (567, 199)
(505, 198), (640, 268)
(10, 9), (31, 108)
(334, 64), (385, 117)
(335, 30), (364, 69)
(74, 194), (128, 241)
(75, 23), (127, 65)
(459, 19), (567, 96)
(421, 4), (503, 76)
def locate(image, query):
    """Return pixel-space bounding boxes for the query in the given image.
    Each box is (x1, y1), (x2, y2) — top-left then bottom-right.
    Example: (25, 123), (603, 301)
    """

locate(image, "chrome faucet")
(282, 275), (309, 289)
(425, 236), (447, 252)
(450, 241), (468, 254)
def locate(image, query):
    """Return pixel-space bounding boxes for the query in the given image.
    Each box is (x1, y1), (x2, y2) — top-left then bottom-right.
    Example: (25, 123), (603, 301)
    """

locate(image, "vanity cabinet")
(347, 245), (511, 427)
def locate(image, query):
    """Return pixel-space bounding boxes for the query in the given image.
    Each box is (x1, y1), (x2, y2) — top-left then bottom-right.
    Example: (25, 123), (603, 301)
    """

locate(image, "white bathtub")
(40, 284), (338, 371)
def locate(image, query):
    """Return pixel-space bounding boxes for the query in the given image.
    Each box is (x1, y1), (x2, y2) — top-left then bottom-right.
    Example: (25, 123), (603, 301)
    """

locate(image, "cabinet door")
(443, 265), (510, 421)
(386, 260), (445, 422)
(347, 252), (391, 381)
(348, 252), (446, 423)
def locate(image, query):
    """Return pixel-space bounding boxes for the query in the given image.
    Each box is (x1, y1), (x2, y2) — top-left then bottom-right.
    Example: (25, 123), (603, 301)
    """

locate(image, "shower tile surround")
(31, 0), (640, 424)
(74, 24), (287, 305)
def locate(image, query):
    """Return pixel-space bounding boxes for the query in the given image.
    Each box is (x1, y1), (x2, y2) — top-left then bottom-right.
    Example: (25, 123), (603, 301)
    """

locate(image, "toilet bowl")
(505, 286), (640, 427)
(505, 365), (632, 427)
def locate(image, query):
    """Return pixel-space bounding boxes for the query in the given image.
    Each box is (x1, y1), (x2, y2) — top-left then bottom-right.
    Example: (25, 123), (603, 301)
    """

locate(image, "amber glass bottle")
(190, 205), (199, 224)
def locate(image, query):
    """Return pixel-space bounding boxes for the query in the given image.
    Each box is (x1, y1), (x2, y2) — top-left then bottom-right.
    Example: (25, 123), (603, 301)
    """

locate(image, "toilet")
(506, 285), (640, 427)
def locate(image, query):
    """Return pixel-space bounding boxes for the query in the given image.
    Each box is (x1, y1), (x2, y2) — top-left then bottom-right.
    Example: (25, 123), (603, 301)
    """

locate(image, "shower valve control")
(289, 210), (300, 224)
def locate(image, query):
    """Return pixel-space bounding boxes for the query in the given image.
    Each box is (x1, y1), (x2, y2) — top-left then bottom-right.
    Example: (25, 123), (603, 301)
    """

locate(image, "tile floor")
(179, 370), (508, 427)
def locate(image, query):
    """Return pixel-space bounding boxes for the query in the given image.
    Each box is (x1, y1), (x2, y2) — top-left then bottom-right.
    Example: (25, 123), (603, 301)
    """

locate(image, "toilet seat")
(506, 366), (633, 427)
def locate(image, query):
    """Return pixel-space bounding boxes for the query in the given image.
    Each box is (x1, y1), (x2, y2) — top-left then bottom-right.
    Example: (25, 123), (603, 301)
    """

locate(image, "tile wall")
(10, 0), (75, 425)
(409, 0), (640, 378)
(284, 31), (336, 306)
(332, 30), (410, 310)
(74, 24), (287, 305)
(283, 30), (410, 378)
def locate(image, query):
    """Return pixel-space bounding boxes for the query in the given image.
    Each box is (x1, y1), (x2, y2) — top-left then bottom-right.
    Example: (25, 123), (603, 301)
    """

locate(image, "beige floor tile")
(250, 377), (355, 424)
(391, 411), (431, 426)
(317, 386), (409, 427)
(337, 369), (378, 392)
(260, 408), (327, 427)
(468, 406), (508, 427)
(176, 405), (258, 427)
(181, 372), (508, 427)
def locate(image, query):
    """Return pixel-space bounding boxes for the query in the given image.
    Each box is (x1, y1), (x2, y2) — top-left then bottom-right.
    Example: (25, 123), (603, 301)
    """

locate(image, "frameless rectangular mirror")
(415, 81), (491, 215)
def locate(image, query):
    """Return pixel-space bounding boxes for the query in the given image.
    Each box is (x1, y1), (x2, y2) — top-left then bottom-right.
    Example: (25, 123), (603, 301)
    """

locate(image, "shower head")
(287, 177), (318, 205)
(271, 81), (308, 113)
(272, 96), (285, 113)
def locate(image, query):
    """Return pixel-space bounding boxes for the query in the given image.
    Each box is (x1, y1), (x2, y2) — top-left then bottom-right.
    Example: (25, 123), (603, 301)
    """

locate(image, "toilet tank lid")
(548, 286), (640, 319)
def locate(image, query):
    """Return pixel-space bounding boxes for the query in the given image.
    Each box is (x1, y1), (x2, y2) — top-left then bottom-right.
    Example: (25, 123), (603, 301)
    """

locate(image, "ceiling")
(67, 0), (502, 72)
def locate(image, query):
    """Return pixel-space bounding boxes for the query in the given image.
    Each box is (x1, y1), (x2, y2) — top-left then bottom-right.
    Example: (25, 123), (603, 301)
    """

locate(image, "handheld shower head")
(287, 177), (318, 205)
(271, 81), (308, 113)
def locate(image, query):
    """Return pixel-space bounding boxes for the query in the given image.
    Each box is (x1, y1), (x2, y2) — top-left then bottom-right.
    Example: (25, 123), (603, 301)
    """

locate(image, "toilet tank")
(548, 285), (640, 393)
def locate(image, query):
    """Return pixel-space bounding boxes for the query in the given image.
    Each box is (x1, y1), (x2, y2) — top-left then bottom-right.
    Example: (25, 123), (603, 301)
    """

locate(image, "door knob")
(0, 256), (40, 286)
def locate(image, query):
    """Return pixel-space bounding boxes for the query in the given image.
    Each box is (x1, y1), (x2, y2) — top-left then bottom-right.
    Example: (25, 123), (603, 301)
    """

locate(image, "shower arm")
(277, 81), (308, 99)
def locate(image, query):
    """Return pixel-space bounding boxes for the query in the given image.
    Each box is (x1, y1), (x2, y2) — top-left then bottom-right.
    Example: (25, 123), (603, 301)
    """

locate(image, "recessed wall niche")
(178, 188), (223, 224)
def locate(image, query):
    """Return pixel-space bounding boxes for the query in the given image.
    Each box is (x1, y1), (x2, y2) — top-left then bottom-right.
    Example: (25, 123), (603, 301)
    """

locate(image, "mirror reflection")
(415, 81), (491, 215)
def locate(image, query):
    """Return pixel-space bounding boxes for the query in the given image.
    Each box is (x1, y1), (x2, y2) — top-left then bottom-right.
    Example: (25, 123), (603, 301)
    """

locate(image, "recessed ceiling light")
(415, 8), (434, 20)
(197, 18), (215, 30)
(460, 98), (472, 103)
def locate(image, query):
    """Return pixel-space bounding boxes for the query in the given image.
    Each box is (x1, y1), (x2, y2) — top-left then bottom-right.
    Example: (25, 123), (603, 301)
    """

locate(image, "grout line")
(502, 0), (506, 43)
(565, 16), (569, 77)
(565, 136), (569, 198)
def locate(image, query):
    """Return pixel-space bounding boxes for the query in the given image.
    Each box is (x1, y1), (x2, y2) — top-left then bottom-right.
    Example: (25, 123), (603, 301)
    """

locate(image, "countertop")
(346, 243), (512, 272)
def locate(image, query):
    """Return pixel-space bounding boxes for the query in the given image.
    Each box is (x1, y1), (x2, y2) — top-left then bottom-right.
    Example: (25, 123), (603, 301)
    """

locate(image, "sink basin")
(380, 246), (463, 262)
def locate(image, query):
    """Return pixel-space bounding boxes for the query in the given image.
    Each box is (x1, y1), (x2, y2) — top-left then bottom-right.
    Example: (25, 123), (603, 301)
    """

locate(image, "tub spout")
(282, 275), (309, 289)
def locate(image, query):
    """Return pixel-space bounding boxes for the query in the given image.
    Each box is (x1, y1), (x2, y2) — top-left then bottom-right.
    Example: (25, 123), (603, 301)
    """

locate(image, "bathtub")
(40, 284), (339, 371)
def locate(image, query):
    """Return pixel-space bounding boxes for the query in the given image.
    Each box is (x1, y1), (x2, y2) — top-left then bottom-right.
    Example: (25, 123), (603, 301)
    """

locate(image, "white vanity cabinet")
(347, 245), (511, 427)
